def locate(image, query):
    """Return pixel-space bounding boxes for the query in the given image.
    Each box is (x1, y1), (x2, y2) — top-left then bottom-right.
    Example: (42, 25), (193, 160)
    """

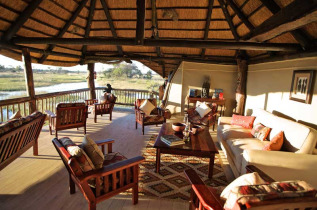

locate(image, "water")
(0, 81), (102, 100)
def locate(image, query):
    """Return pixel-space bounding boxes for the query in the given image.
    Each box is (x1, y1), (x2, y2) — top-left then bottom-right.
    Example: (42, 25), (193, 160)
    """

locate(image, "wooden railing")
(0, 87), (160, 122)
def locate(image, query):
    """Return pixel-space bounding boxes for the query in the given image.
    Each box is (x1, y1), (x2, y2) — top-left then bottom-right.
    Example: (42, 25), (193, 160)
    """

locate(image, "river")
(0, 81), (102, 101)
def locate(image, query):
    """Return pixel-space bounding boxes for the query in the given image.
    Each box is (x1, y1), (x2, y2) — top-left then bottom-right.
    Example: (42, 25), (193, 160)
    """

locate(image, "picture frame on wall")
(289, 70), (315, 104)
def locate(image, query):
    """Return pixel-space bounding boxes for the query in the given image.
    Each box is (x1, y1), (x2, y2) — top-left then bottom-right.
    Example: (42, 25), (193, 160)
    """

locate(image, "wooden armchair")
(187, 103), (218, 130)
(184, 165), (317, 210)
(52, 137), (145, 210)
(135, 99), (166, 135)
(46, 102), (88, 138)
(85, 94), (116, 123)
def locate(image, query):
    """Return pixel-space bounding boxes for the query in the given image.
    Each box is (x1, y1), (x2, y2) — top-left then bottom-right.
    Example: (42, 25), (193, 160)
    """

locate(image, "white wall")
(246, 57), (317, 127)
(166, 61), (237, 116)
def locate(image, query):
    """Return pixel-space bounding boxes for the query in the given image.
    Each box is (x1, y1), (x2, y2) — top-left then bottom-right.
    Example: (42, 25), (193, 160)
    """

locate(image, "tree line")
(103, 63), (152, 79)
(0, 65), (84, 74)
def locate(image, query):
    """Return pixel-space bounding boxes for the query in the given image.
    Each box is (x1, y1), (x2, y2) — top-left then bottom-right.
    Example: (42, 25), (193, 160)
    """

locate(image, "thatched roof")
(0, 0), (316, 76)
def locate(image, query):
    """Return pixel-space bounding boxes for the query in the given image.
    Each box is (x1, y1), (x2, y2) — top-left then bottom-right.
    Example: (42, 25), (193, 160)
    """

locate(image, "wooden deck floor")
(0, 109), (232, 210)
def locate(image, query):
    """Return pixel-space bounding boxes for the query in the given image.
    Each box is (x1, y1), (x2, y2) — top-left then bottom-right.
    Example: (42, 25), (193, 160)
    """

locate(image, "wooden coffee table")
(154, 123), (218, 178)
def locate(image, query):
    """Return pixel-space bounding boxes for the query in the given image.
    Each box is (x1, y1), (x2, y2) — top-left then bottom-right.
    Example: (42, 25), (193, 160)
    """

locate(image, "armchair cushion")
(104, 152), (127, 166)
(195, 102), (212, 118)
(188, 106), (216, 126)
(139, 99), (155, 116)
(82, 135), (105, 169)
(144, 115), (165, 124)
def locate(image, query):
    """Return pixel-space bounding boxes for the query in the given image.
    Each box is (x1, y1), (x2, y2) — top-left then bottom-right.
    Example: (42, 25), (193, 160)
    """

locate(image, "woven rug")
(139, 135), (228, 200)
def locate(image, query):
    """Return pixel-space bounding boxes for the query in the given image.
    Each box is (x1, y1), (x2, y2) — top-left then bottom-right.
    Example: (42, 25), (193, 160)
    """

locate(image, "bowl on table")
(172, 122), (186, 133)
(191, 125), (204, 134)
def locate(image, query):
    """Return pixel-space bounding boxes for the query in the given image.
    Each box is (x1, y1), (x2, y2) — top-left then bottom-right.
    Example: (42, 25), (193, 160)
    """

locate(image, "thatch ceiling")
(0, 0), (316, 76)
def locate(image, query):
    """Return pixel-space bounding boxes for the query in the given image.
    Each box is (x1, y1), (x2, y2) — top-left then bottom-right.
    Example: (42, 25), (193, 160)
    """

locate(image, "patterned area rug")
(139, 135), (228, 200)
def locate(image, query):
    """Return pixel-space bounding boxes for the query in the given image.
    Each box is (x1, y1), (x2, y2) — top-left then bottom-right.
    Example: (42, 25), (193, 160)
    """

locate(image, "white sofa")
(217, 108), (317, 188)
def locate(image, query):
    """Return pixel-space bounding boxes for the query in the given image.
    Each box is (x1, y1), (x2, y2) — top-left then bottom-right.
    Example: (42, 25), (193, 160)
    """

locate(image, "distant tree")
(15, 65), (23, 71)
(146, 70), (152, 79)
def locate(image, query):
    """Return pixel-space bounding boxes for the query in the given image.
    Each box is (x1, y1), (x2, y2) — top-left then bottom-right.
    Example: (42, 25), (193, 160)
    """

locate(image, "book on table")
(161, 135), (184, 146)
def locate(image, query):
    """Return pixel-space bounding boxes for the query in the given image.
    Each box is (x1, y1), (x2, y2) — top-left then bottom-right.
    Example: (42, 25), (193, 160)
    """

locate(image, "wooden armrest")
(45, 110), (56, 118)
(184, 169), (224, 210)
(95, 139), (115, 146)
(245, 165), (275, 182)
(79, 156), (145, 183)
(135, 109), (145, 115)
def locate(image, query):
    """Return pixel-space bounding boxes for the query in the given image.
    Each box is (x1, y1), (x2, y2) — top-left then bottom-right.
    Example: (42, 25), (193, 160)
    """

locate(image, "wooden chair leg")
(94, 115), (97, 123)
(142, 125), (144, 135)
(84, 125), (87, 134)
(132, 184), (138, 204)
(110, 113), (112, 121)
(135, 121), (138, 129)
(33, 139), (38, 156)
(69, 174), (75, 194)
(88, 202), (96, 210)
(55, 130), (58, 138)
(49, 124), (52, 135)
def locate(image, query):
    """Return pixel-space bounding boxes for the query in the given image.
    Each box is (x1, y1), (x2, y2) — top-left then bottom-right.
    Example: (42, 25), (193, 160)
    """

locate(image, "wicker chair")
(185, 165), (317, 210)
(85, 94), (116, 123)
(52, 137), (145, 210)
(46, 102), (88, 138)
(134, 99), (166, 135)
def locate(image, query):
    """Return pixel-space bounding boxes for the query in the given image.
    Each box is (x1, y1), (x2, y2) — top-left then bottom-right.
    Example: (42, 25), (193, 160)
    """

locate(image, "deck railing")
(0, 87), (160, 122)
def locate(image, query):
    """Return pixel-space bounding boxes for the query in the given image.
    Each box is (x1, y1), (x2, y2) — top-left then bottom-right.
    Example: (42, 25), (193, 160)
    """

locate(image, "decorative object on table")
(183, 122), (190, 142)
(160, 134), (184, 146)
(214, 88), (223, 99)
(139, 135), (228, 200)
(201, 77), (210, 98)
(103, 83), (113, 93)
(289, 70), (315, 104)
(172, 122), (186, 133)
(189, 89), (199, 97)
(191, 125), (203, 134)
(219, 92), (224, 100)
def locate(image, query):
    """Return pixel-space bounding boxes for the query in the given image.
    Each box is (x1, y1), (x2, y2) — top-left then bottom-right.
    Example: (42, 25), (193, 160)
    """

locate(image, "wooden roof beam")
(38, 0), (88, 63)
(244, 0), (317, 44)
(100, 0), (124, 56)
(218, 0), (239, 41)
(201, 0), (214, 58)
(13, 37), (301, 51)
(2, 0), (43, 41)
(81, 0), (96, 64)
(226, 0), (254, 31)
(136, 0), (146, 45)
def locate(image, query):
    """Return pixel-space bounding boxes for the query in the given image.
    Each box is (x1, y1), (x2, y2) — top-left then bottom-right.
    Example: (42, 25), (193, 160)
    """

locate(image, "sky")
(0, 55), (153, 74)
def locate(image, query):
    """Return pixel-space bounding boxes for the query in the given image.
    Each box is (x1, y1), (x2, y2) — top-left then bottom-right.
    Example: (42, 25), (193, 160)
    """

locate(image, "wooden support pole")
(136, 0), (146, 45)
(22, 48), (36, 113)
(87, 63), (96, 100)
(235, 58), (248, 115)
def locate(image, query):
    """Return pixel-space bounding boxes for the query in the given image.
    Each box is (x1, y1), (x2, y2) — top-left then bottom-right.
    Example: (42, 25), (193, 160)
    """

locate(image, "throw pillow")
(263, 131), (284, 151)
(81, 135), (105, 169)
(251, 123), (271, 141)
(231, 114), (256, 129)
(10, 110), (22, 120)
(139, 99), (155, 116)
(195, 102), (212, 118)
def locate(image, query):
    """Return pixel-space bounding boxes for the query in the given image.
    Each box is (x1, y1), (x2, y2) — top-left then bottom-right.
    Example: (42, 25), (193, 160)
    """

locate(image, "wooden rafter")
(2, 0), (43, 41)
(244, 0), (317, 44)
(226, 0), (254, 31)
(218, 0), (239, 41)
(136, 0), (146, 45)
(81, 0), (96, 63)
(100, 0), (124, 56)
(38, 0), (88, 63)
(13, 37), (301, 51)
(201, 0), (214, 58)
(259, 0), (312, 49)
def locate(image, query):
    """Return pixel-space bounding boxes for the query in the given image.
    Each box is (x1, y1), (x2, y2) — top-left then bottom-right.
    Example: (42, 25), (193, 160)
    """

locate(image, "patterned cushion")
(251, 123), (271, 141)
(144, 115), (164, 124)
(22, 111), (43, 123)
(235, 180), (316, 206)
(104, 152), (127, 166)
(263, 131), (284, 151)
(231, 114), (256, 129)
(0, 119), (23, 135)
(81, 135), (105, 169)
(57, 102), (85, 108)
(140, 99), (156, 116)
(136, 99), (157, 108)
(188, 105), (216, 126)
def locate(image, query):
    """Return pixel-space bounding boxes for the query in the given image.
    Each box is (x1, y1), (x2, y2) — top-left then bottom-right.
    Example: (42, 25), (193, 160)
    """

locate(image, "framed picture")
(289, 70), (315, 104)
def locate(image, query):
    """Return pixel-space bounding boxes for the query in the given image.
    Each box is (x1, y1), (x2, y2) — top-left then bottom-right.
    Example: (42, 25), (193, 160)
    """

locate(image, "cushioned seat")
(143, 115), (165, 123)
(218, 124), (253, 141)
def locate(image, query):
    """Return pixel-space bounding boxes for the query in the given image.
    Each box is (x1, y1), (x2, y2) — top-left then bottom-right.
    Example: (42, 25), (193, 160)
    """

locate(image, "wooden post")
(235, 58), (248, 115)
(22, 48), (36, 113)
(87, 63), (96, 100)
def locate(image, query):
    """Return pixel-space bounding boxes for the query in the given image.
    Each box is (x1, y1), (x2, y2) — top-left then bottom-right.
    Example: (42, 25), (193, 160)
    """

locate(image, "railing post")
(87, 63), (96, 100)
(22, 48), (36, 113)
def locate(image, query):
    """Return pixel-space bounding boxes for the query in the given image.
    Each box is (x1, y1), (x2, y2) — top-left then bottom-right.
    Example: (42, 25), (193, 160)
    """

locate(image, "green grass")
(0, 72), (86, 91)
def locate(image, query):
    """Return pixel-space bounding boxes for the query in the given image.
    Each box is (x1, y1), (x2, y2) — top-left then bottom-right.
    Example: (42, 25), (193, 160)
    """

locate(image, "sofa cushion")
(263, 131), (284, 151)
(81, 135), (105, 169)
(217, 124), (253, 142)
(231, 115), (255, 129)
(226, 138), (267, 173)
(251, 123), (271, 141)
